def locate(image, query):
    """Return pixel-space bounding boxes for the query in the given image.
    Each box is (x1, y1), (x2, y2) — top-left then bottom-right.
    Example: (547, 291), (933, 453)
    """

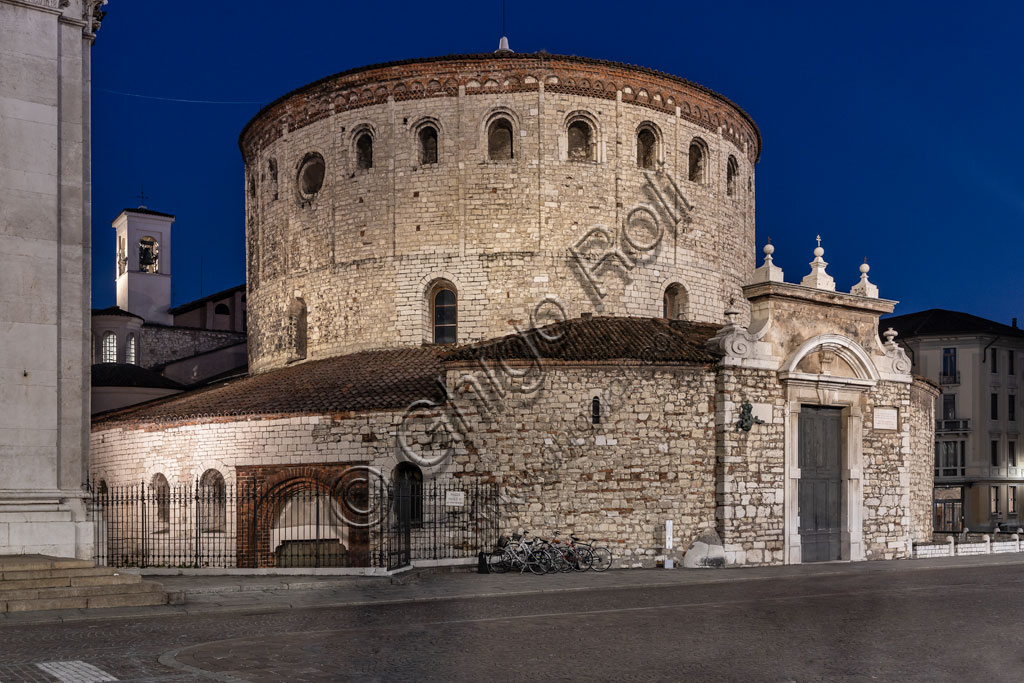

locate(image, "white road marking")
(35, 661), (117, 683)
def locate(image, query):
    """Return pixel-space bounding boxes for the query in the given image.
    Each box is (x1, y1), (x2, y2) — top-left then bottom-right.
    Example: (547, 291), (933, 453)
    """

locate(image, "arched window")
(393, 462), (423, 527)
(727, 155), (738, 196)
(268, 157), (279, 200)
(568, 120), (593, 161)
(356, 133), (373, 170)
(199, 469), (226, 533)
(431, 285), (457, 344)
(592, 396), (601, 425)
(117, 235), (127, 276)
(139, 236), (159, 273)
(214, 303), (230, 315)
(487, 118), (514, 161)
(101, 331), (117, 363)
(287, 296), (307, 362)
(637, 128), (657, 169)
(419, 125), (438, 165)
(688, 140), (706, 183)
(151, 473), (170, 530)
(125, 333), (137, 365)
(663, 283), (687, 320)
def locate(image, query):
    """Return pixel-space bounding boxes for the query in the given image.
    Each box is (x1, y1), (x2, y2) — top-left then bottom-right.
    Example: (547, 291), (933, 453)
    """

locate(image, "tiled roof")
(169, 284), (245, 315)
(883, 309), (1024, 339)
(91, 306), (144, 320)
(91, 363), (185, 390)
(444, 316), (721, 364)
(92, 317), (722, 428)
(92, 347), (447, 426)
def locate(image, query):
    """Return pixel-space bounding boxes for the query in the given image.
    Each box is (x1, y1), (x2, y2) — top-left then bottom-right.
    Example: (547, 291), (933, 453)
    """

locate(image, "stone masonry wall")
(862, 381), (917, 560)
(444, 364), (718, 568)
(242, 56), (759, 373)
(140, 326), (246, 369)
(909, 378), (940, 541)
(714, 368), (786, 566)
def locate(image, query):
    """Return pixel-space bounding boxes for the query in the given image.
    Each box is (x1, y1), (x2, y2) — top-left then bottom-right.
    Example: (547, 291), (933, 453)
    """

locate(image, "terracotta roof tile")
(92, 317), (722, 428)
(444, 316), (721, 364)
(93, 347), (446, 427)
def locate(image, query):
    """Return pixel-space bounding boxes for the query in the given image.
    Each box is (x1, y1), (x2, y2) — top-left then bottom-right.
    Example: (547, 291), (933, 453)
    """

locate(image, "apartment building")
(885, 309), (1024, 533)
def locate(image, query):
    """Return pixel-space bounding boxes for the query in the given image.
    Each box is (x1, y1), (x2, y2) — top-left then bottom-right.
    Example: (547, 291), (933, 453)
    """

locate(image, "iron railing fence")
(87, 478), (498, 570)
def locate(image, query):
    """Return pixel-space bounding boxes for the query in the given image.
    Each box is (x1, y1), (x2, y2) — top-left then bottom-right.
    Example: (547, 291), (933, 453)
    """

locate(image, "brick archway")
(236, 463), (373, 568)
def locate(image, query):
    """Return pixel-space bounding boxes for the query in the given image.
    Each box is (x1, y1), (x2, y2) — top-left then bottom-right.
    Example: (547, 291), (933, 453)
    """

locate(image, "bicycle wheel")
(528, 549), (551, 575)
(554, 547), (574, 573)
(573, 546), (594, 571)
(590, 546), (612, 572)
(488, 548), (510, 573)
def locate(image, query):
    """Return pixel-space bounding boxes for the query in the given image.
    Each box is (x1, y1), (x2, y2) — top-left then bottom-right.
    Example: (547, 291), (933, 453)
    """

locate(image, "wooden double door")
(798, 406), (843, 562)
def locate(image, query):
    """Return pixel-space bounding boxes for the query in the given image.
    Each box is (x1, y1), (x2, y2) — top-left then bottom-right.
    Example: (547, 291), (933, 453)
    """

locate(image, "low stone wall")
(914, 534), (1023, 558)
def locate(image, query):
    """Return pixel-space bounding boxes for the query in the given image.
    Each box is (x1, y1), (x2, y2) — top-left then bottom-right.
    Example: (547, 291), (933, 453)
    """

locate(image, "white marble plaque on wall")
(873, 407), (898, 431)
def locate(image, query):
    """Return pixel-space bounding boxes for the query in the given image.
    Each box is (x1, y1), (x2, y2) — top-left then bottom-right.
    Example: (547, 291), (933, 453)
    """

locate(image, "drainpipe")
(983, 336), (1000, 365)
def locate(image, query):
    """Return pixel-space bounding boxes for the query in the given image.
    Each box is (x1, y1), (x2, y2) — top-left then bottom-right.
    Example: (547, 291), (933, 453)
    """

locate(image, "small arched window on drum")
(567, 120), (593, 161)
(688, 140), (706, 183)
(419, 125), (438, 165)
(356, 133), (373, 170)
(487, 118), (514, 161)
(637, 128), (657, 169)
(727, 155), (739, 197)
(431, 286), (457, 344)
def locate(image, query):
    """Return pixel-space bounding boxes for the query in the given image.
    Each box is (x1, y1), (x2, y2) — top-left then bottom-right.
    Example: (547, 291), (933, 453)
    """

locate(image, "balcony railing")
(940, 371), (960, 385)
(936, 418), (971, 433)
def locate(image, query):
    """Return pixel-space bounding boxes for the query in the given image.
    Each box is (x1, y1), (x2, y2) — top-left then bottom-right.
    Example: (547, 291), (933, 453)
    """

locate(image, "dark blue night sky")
(91, 1), (1024, 324)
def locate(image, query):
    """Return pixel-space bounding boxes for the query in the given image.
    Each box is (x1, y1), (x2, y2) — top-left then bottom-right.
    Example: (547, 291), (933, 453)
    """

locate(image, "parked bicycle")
(488, 531), (612, 574)
(488, 532), (552, 575)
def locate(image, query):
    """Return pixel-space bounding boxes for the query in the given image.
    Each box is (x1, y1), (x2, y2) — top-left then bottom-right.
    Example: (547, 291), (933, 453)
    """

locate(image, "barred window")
(101, 331), (117, 363)
(126, 333), (136, 365)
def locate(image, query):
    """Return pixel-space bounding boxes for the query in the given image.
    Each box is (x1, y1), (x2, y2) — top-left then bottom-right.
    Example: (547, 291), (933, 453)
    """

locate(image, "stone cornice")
(1, 0), (62, 14)
(238, 53), (761, 166)
(743, 281), (897, 316)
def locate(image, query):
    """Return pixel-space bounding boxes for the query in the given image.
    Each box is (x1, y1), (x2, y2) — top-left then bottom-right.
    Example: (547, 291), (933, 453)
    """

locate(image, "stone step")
(0, 580), (164, 602)
(1, 566), (115, 581)
(0, 581), (167, 614)
(0, 571), (140, 593)
(0, 556), (170, 613)
(0, 555), (94, 573)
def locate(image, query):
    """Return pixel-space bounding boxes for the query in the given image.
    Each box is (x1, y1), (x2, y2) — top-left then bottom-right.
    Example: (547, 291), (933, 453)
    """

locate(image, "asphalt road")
(3, 562), (1024, 682)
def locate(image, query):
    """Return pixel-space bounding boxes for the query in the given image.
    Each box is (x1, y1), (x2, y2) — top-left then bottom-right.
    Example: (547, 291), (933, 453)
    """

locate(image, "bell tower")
(113, 206), (174, 324)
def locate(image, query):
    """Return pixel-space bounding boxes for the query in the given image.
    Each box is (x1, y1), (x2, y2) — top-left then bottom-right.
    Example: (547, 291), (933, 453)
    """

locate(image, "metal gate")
(388, 480), (412, 570)
(90, 477), (497, 570)
(798, 405), (843, 562)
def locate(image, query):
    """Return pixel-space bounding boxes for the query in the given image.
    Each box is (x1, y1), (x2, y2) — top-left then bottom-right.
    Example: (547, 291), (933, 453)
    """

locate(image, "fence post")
(140, 480), (147, 569)
(250, 482), (258, 569)
(315, 485), (321, 569)
(194, 477), (201, 568)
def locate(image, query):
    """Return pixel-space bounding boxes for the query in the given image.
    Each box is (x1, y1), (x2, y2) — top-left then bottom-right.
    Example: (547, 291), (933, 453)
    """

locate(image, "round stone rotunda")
(239, 52), (760, 373)
(91, 49), (937, 572)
